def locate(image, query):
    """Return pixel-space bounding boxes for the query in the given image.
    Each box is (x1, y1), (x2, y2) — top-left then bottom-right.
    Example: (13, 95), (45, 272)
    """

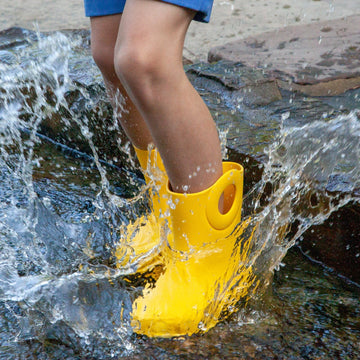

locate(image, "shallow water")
(0, 31), (359, 359)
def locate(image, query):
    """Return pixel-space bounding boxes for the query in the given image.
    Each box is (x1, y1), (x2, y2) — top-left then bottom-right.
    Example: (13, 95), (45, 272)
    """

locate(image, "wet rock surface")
(298, 202), (360, 283)
(0, 27), (132, 170)
(194, 61), (360, 283)
(0, 27), (359, 283)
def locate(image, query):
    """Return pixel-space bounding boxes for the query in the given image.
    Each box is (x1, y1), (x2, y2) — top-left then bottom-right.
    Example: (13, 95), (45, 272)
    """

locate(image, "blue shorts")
(84, 0), (213, 23)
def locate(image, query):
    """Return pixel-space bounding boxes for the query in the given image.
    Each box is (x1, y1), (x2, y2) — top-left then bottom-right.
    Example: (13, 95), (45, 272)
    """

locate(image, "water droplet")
(182, 185), (189, 192)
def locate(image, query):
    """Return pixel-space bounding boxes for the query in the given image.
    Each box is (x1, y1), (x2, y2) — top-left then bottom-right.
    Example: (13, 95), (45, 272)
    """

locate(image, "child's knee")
(114, 42), (168, 97)
(115, 45), (151, 80)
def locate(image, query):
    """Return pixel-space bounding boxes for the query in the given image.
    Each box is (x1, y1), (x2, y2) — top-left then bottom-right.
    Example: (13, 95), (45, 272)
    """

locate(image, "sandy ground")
(1, 0), (359, 61)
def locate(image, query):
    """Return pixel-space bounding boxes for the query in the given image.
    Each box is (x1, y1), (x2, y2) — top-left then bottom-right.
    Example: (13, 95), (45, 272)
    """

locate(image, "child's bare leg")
(90, 14), (153, 150)
(114, 0), (223, 194)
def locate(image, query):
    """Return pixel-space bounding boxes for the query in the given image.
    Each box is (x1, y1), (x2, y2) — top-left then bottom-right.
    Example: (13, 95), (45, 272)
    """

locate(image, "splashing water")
(0, 31), (143, 357)
(0, 30), (359, 358)
(243, 111), (359, 285)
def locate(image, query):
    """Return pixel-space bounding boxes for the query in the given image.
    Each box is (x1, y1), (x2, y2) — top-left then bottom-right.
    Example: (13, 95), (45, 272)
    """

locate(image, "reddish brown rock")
(298, 203), (360, 284)
(209, 15), (360, 96)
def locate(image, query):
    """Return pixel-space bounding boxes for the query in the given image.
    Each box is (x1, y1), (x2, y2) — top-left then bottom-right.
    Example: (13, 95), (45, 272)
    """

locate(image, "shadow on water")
(0, 30), (359, 359)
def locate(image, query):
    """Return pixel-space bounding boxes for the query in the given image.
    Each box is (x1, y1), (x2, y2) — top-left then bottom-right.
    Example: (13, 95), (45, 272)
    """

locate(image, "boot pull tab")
(206, 165), (243, 231)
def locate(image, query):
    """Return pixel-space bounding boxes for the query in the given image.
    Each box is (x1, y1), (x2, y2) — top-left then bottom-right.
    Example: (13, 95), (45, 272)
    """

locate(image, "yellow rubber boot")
(115, 147), (170, 272)
(131, 162), (254, 337)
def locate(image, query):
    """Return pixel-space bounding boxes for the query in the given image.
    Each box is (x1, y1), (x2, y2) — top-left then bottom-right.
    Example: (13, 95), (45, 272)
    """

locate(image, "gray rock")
(187, 60), (360, 283)
(186, 61), (282, 107)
